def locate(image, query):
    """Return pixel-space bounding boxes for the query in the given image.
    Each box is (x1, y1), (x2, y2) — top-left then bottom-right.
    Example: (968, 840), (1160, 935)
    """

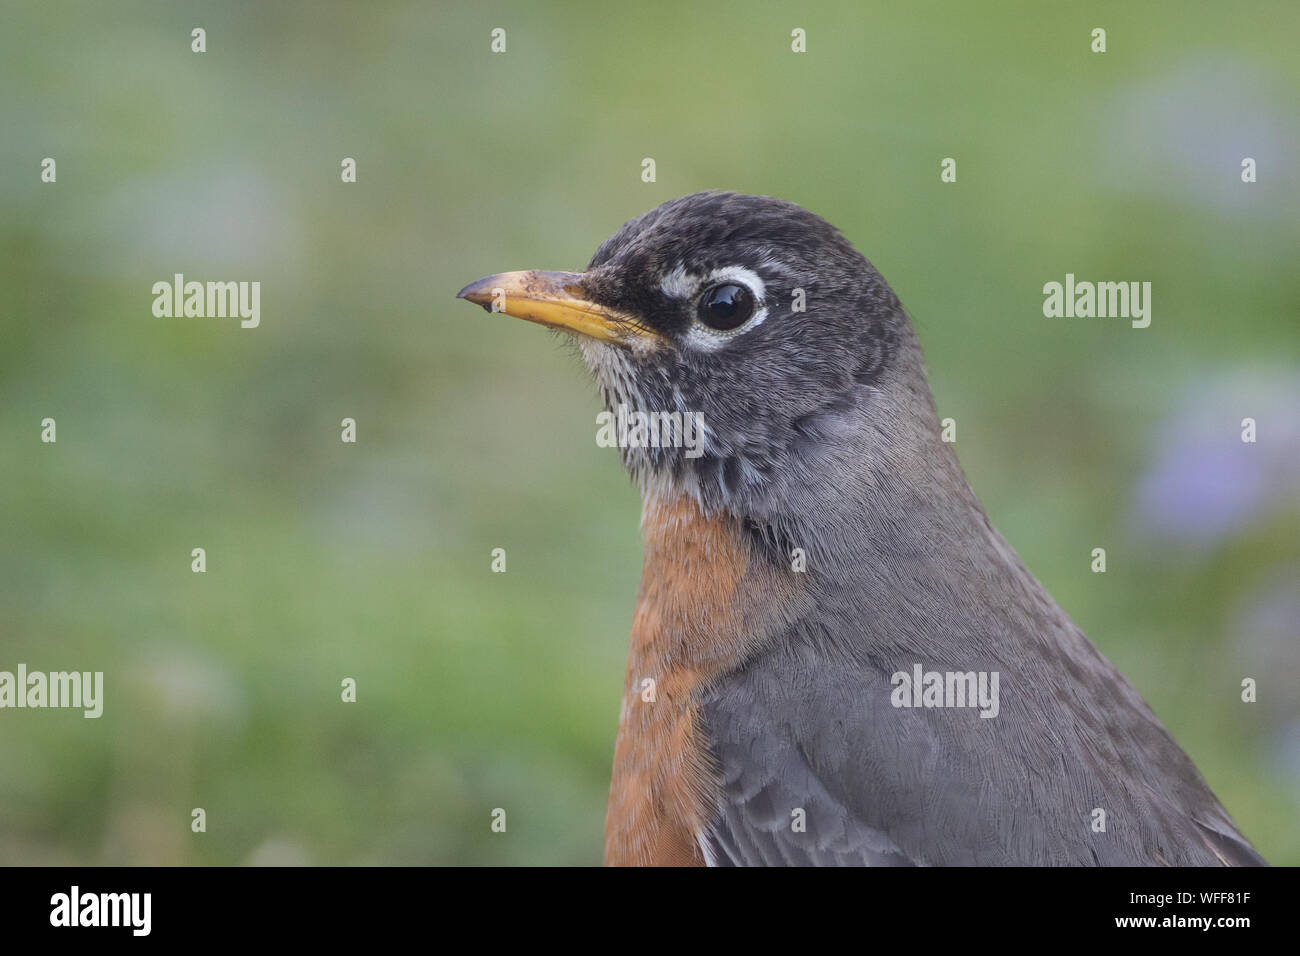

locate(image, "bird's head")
(457, 191), (935, 523)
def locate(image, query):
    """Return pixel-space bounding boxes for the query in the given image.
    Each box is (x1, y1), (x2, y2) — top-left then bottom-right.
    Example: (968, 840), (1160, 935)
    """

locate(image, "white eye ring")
(671, 265), (769, 351)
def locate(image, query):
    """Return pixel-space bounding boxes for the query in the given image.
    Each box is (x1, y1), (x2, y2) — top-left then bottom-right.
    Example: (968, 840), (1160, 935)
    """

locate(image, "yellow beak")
(456, 270), (653, 344)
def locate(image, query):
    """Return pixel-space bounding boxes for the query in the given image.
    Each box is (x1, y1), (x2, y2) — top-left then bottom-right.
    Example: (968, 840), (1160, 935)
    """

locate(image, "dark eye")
(698, 283), (755, 332)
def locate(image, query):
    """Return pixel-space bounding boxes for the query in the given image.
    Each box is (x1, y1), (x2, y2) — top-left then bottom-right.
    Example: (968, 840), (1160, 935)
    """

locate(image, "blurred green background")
(2, 0), (1297, 865)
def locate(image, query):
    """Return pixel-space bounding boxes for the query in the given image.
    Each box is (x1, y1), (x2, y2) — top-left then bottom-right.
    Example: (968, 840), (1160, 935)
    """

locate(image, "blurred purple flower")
(1134, 372), (1300, 543)
(1102, 55), (1299, 225)
(1230, 570), (1300, 794)
(1275, 718), (1300, 791)
(1231, 569), (1300, 718)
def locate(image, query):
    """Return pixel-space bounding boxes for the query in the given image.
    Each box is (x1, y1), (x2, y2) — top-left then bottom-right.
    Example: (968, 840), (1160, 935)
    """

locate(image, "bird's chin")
(575, 337), (656, 412)
(575, 329), (662, 362)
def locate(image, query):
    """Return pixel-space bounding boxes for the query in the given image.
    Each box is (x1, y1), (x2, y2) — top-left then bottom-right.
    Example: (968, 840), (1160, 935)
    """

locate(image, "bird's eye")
(698, 283), (755, 332)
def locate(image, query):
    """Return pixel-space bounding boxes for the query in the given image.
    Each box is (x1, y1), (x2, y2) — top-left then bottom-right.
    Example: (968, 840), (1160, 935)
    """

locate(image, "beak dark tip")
(456, 280), (499, 312)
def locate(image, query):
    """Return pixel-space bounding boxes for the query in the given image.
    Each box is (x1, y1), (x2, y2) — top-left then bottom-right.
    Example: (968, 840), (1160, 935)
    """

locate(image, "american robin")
(456, 191), (1265, 867)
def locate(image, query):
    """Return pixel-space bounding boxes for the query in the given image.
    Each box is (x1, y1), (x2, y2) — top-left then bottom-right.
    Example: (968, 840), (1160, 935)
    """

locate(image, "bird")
(456, 190), (1265, 867)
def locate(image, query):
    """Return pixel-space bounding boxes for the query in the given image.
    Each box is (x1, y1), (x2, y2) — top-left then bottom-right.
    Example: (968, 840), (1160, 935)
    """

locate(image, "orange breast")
(603, 493), (796, 866)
